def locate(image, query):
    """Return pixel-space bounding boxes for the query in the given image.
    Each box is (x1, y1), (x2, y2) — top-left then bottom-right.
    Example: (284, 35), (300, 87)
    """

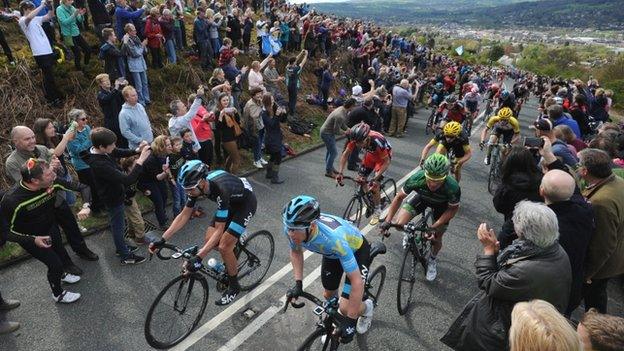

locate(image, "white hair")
(512, 201), (559, 248)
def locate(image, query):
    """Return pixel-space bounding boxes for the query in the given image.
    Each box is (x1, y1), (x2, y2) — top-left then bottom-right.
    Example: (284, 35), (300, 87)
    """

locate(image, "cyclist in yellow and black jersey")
(479, 107), (520, 165)
(420, 122), (472, 182)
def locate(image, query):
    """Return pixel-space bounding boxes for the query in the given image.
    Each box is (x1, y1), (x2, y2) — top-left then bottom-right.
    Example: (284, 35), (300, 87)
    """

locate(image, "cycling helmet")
(454, 101), (465, 109)
(434, 82), (443, 90)
(349, 122), (371, 142)
(498, 107), (513, 120)
(282, 195), (321, 228)
(178, 160), (209, 189)
(471, 86), (479, 93)
(553, 96), (564, 105)
(445, 94), (458, 104)
(423, 154), (450, 181)
(443, 121), (462, 137)
(490, 83), (500, 91)
(500, 90), (511, 100)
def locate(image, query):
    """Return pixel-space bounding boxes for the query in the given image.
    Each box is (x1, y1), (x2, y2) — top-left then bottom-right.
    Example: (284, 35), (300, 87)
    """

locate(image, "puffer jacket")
(441, 241), (571, 351)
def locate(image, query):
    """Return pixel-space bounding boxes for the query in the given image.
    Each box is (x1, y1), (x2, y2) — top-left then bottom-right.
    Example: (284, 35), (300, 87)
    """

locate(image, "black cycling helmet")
(445, 94), (458, 104)
(349, 122), (371, 142)
(282, 195), (320, 228)
(177, 160), (209, 190)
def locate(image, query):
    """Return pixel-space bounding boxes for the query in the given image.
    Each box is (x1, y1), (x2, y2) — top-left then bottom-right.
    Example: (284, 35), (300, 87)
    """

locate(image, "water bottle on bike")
(207, 258), (226, 274)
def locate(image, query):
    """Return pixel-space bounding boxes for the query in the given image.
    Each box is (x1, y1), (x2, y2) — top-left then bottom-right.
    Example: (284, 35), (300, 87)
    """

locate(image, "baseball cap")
(532, 118), (553, 131)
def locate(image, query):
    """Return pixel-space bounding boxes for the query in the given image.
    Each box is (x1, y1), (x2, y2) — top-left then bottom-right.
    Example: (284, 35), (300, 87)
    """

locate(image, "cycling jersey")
(437, 102), (466, 123)
(346, 131), (392, 175)
(486, 116), (520, 134)
(286, 213), (364, 273)
(186, 170), (257, 237)
(431, 131), (471, 158)
(402, 170), (461, 206)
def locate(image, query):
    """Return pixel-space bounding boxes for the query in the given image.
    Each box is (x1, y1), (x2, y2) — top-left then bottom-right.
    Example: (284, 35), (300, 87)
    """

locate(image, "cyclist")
(380, 154), (460, 281)
(336, 122), (392, 226)
(435, 95), (468, 130)
(419, 122), (472, 182)
(428, 82), (446, 108)
(282, 195), (375, 343)
(149, 160), (257, 306)
(512, 81), (529, 116)
(479, 107), (520, 165)
(462, 86), (482, 129)
(497, 89), (516, 113)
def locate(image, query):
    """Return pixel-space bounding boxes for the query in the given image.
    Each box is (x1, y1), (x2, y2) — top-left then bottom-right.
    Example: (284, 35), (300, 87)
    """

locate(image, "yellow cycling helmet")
(498, 107), (513, 120)
(443, 121), (462, 137)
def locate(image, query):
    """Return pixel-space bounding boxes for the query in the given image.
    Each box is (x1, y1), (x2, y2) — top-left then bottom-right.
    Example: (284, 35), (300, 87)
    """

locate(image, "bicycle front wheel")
(380, 178), (397, 209)
(236, 230), (275, 291)
(487, 148), (501, 195)
(397, 249), (417, 315)
(366, 265), (386, 306)
(298, 327), (340, 351)
(144, 274), (209, 349)
(342, 196), (362, 228)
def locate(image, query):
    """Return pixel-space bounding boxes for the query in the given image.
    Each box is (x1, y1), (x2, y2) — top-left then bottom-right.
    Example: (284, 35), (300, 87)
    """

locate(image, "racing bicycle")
(144, 230), (275, 349)
(281, 241), (387, 350)
(383, 209), (433, 315)
(339, 176), (397, 228)
(481, 141), (511, 195)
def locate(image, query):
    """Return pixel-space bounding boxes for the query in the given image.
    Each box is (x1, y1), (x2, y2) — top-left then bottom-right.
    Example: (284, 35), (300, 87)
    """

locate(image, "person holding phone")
(0, 159), (93, 303)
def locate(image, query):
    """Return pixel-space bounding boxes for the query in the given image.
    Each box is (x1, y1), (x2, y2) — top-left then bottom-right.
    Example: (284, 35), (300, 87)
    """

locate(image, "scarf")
(497, 238), (544, 266)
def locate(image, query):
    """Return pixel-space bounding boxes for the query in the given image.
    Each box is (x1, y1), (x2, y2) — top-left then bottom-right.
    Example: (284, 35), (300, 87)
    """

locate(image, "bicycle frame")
(153, 244), (228, 284)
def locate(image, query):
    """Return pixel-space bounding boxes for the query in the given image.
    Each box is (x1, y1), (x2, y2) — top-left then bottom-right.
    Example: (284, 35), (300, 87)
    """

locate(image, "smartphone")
(523, 137), (544, 148)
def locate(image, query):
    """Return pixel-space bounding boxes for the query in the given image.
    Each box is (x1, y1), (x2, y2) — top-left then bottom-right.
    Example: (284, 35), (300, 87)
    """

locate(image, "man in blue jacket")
(114, 0), (144, 40)
(549, 104), (582, 139)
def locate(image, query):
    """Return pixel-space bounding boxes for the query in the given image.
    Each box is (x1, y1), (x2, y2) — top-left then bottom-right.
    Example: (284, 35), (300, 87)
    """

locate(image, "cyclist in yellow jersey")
(420, 122), (472, 182)
(479, 107), (520, 165)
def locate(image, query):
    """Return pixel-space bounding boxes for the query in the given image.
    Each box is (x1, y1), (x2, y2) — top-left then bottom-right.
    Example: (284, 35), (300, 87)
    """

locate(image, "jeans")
(210, 38), (221, 58)
(173, 27), (183, 50)
(149, 46), (163, 69)
(321, 132), (337, 173)
(288, 84), (298, 115)
(143, 181), (168, 227)
(164, 39), (177, 64)
(131, 71), (150, 105)
(170, 182), (186, 217)
(106, 203), (130, 259)
(76, 168), (103, 213)
(253, 128), (265, 162)
(198, 41), (214, 69)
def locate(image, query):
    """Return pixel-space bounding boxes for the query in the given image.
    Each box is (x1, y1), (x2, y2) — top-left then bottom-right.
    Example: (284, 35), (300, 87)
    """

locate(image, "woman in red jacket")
(144, 7), (164, 69)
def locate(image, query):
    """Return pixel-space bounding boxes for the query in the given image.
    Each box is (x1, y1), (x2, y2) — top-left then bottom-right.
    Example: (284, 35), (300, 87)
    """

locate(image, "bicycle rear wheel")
(144, 274), (209, 349)
(487, 148), (501, 195)
(298, 327), (339, 351)
(425, 110), (436, 135)
(397, 248), (417, 315)
(342, 196), (362, 228)
(366, 265), (386, 306)
(236, 230), (275, 291)
(379, 178), (397, 209)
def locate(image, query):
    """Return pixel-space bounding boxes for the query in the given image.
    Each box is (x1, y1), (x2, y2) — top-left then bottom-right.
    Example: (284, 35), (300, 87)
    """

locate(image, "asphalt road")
(1, 94), (623, 351)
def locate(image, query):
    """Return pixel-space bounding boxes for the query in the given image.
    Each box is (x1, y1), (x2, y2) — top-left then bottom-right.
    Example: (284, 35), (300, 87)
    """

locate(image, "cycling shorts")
(465, 100), (478, 113)
(493, 127), (515, 144)
(321, 238), (370, 300)
(358, 151), (389, 177)
(209, 189), (257, 238)
(401, 192), (449, 234)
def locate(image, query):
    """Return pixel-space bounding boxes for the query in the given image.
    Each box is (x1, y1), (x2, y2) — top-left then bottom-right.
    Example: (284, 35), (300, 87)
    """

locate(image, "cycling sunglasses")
(25, 158), (43, 178)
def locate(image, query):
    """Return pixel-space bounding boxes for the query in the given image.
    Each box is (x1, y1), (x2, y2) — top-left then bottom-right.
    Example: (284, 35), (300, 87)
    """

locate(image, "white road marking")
(214, 167), (422, 351)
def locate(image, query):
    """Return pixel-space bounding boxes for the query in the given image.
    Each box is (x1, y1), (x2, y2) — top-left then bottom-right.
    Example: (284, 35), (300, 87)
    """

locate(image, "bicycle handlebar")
(152, 243), (198, 261)
(386, 222), (431, 234)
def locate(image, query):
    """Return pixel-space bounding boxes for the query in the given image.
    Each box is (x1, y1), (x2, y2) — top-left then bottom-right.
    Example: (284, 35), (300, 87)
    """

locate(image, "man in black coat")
(541, 169), (595, 316)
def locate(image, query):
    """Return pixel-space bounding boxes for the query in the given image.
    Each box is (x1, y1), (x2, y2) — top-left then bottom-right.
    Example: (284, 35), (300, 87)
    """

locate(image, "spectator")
(32, 117), (76, 205)
(389, 79), (415, 138)
(533, 118), (578, 168)
(205, 8), (221, 58)
(243, 87), (267, 169)
(540, 168), (594, 316)
(84, 127), (150, 264)
(248, 54), (272, 92)
(227, 7), (242, 48)
(56, 0), (90, 71)
(568, 94), (591, 137)
(18, 0), (62, 105)
(193, 7), (214, 69)
(217, 37), (237, 67)
(577, 148), (624, 313)
(114, 0), (144, 40)
(144, 7), (163, 69)
(554, 124), (587, 153)
(189, 93), (215, 167)
(0, 11), (16, 65)
(139, 135), (171, 229)
(548, 104), (581, 141)
(577, 308), (624, 351)
(119, 85), (154, 149)
(592, 88), (609, 122)
(159, 8), (176, 64)
(0, 159), (90, 303)
(65, 108), (105, 214)
(261, 92), (287, 184)
(166, 137), (187, 218)
(320, 98), (354, 178)
(319, 60), (335, 110)
(262, 57), (284, 98)
(241, 7), (252, 52)
(179, 128), (198, 160)
(509, 300), (582, 351)
(121, 23), (150, 105)
(255, 12), (268, 52)
(214, 93), (241, 174)
(168, 86), (205, 154)
(99, 28), (125, 81)
(119, 156), (146, 244)
(96, 73), (128, 147)
(285, 49), (308, 117)
(441, 201), (572, 351)
(86, 0), (113, 42)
